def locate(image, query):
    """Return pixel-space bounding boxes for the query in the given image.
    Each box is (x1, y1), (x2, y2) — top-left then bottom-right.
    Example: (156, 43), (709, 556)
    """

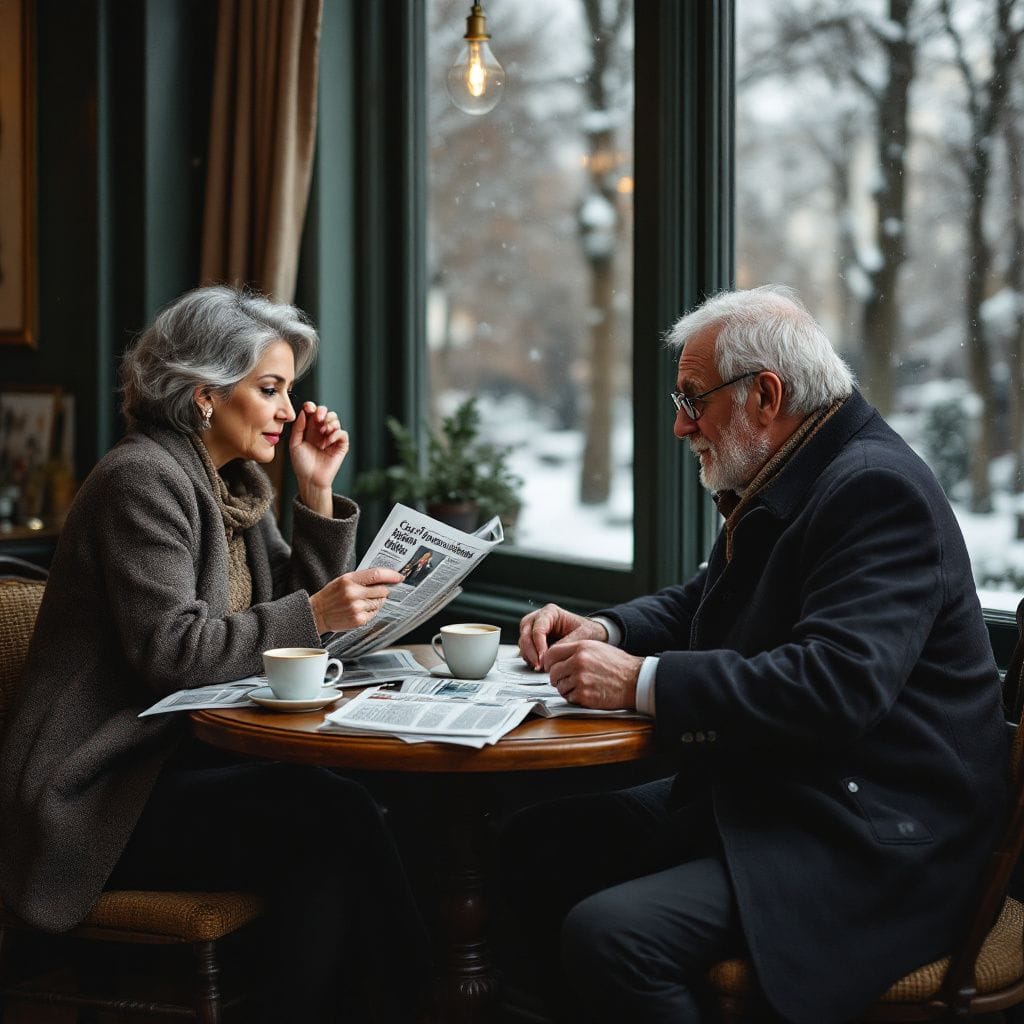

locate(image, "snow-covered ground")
(461, 391), (637, 565)
(954, 497), (1024, 613)
(506, 429), (634, 565)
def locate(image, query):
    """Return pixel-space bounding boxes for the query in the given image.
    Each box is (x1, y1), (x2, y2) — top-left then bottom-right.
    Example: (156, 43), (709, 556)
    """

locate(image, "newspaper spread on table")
(320, 645), (644, 748)
(321, 683), (536, 748)
(138, 649), (428, 716)
(323, 504), (504, 660)
(138, 680), (260, 717)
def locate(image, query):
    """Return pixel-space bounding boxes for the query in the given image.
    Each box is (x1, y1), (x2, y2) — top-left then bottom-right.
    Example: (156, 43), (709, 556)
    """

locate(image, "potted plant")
(356, 398), (523, 534)
(476, 442), (524, 536)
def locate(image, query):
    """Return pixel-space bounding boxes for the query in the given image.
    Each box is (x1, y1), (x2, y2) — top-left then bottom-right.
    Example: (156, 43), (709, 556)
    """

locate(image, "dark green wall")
(1, 0), (215, 472)
(5, 0), (105, 473)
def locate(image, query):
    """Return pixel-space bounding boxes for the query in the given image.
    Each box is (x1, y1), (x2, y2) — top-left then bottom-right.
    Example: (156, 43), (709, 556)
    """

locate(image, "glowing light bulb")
(446, 5), (505, 116)
(466, 43), (487, 96)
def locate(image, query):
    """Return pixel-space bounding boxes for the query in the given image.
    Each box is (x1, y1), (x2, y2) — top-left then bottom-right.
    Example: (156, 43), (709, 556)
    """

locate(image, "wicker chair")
(0, 575), (265, 1022)
(708, 609), (1024, 1024)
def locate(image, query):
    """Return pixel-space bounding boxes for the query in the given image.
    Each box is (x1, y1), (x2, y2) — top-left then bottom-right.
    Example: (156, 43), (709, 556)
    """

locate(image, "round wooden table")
(191, 646), (656, 1023)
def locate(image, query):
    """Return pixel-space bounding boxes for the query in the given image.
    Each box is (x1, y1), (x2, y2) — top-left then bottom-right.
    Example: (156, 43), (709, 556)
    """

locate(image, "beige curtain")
(200, 0), (323, 304)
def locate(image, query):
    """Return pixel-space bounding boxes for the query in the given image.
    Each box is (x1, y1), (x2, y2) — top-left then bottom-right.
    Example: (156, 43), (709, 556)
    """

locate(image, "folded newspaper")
(322, 504), (504, 660)
(138, 649), (428, 716)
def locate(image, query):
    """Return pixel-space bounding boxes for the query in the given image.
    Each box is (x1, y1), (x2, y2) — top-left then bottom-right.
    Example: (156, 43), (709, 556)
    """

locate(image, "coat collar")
(740, 389), (875, 523)
(132, 424), (268, 509)
(129, 423), (276, 605)
(133, 424), (212, 496)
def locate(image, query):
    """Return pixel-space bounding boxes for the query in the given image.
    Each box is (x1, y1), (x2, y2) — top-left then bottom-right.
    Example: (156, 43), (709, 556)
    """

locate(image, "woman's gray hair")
(664, 285), (855, 416)
(120, 285), (319, 433)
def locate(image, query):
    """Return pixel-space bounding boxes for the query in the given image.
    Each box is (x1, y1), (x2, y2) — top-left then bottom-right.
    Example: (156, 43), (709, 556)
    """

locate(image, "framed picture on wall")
(0, 388), (60, 517)
(0, 0), (36, 347)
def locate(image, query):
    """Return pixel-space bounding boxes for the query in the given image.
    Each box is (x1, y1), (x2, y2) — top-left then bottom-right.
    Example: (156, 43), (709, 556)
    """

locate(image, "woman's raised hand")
(309, 568), (404, 634)
(290, 401), (349, 516)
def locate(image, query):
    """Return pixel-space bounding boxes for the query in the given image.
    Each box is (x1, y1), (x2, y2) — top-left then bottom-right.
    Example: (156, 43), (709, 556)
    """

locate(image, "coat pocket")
(841, 777), (934, 845)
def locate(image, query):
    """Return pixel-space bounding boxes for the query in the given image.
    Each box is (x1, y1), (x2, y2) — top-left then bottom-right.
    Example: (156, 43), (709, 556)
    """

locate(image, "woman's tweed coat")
(0, 426), (357, 931)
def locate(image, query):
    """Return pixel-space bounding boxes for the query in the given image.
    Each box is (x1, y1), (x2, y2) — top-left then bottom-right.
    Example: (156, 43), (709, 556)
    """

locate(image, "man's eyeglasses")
(670, 371), (761, 421)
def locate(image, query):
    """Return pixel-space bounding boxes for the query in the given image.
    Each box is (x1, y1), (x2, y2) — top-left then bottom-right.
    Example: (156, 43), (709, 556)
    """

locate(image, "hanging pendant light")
(445, 3), (506, 115)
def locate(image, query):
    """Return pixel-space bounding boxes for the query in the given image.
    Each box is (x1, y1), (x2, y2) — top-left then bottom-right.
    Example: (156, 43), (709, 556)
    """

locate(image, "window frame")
(307, 0), (1015, 667)
(330, 0), (735, 630)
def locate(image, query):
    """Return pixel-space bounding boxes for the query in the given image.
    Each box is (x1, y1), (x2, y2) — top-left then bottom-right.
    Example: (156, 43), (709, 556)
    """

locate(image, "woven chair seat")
(0, 890), (264, 944)
(709, 897), (1024, 1005)
(881, 897), (1024, 1002)
(81, 890), (265, 942)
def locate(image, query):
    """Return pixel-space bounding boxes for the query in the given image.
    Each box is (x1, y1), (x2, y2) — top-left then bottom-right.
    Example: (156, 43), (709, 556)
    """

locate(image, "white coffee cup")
(430, 623), (501, 679)
(262, 647), (343, 700)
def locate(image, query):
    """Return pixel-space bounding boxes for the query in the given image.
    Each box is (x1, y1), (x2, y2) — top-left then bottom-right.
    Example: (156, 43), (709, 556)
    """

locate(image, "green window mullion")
(637, 0), (736, 592)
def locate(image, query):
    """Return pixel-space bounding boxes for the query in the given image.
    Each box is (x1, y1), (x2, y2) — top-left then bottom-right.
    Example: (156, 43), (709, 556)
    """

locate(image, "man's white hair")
(665, 285), (856, 416)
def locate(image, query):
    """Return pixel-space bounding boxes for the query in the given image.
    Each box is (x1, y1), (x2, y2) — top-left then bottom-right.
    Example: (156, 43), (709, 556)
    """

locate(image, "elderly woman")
(0, 286), (427, 1022)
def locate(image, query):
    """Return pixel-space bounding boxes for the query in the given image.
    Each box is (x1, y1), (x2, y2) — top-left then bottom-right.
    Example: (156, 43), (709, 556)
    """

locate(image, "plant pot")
(498, 508), (520, 542)
(427, 501), (480, 534)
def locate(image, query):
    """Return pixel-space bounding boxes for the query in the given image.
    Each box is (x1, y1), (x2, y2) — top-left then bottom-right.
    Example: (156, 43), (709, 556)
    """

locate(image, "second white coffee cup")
(431, 623), (501, 679)
(262, 647), (343, 700)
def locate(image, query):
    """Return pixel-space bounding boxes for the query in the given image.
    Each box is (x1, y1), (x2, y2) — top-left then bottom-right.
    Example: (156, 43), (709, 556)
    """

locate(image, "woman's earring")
(200, 405), (213, 430)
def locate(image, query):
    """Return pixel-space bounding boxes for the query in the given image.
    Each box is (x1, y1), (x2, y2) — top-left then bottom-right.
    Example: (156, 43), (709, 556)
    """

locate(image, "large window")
(337, 3), (732, 620)
(425, 0), (635, 567)
(736, 0), (1024, 611)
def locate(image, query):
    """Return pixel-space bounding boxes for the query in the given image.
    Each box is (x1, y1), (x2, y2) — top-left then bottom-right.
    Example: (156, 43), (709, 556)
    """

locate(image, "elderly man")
(503, 286), (1008, 1024)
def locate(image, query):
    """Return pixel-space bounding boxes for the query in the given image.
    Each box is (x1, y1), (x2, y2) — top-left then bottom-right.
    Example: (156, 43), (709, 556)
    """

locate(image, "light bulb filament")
(467, 45), (487, 97)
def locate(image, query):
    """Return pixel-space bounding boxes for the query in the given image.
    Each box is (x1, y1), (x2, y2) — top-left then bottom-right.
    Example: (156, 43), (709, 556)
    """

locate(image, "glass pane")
(425, 0), (635, 567)
(736, 0), (1024, 610)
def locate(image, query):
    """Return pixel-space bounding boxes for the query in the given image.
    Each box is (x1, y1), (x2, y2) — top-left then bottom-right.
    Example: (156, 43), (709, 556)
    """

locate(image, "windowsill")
(979, 590), (1021, 619)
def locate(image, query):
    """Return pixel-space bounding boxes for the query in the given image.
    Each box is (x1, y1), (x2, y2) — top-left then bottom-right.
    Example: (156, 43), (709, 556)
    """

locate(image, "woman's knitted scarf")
(191, 436), (274, 613)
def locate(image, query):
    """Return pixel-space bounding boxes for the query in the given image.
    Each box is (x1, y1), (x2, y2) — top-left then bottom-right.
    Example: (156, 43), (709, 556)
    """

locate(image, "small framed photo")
(0, 387), (61, 505)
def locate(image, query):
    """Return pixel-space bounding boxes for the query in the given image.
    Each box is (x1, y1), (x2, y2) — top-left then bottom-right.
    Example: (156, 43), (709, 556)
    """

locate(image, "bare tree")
(743, 0), (917, 414)
(863, 0), (916, 415)
(577, 0), (631, 506)
(803, 110), (864, 351)
(940, 0), (1024, 512)
(1004, 99), (1024, 491)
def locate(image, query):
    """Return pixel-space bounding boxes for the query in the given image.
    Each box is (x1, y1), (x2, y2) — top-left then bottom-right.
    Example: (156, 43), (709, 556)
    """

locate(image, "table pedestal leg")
(438, 792), (500, 1023)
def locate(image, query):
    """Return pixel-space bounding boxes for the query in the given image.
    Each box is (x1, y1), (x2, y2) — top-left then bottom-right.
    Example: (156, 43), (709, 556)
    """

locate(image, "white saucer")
(431, 660), (548, 684)
(248, 686), (344, 713)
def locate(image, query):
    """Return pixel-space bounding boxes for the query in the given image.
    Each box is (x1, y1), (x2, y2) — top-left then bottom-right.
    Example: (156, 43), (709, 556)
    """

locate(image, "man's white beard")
(690, 412), (774, 494)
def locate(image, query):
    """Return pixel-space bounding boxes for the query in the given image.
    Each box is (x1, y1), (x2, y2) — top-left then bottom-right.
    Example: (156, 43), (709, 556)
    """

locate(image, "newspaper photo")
(324, 504), (503, 659)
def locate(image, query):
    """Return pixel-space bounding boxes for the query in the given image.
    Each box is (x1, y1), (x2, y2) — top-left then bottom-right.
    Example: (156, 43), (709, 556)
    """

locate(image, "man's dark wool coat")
(603, 390), (1009, 1024)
